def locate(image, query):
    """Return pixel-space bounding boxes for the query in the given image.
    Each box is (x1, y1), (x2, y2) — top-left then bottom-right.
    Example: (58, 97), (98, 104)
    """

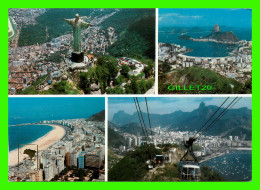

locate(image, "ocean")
(201, 150), (252, 181)
(8, 124), (53, 151)
(8, 97), (105, 152)
(159, 27), (252, 57)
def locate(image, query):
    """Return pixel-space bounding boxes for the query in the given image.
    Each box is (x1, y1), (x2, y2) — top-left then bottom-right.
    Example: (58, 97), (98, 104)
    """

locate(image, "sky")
(108, 97), (252, 121)
(159, 8), (252, 28)
(9, 97), (105, 125)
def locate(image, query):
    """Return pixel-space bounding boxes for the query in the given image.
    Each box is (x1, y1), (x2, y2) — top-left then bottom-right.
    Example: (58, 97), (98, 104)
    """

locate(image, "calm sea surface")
(8, 97), (105, 151)
(201, 150), (252, 181)
(8, 124), (53, 151)
(159, 28), (252, 57)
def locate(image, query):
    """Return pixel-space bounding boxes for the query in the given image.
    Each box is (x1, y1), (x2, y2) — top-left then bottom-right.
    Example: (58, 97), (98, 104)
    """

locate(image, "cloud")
(158, 13), (179, 21)
(178, 15), (202, 19)
(159, 12), (203, 22)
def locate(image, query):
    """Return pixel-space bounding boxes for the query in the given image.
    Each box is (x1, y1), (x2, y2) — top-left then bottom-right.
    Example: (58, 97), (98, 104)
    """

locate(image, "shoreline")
(8, 124), (66, 167)
(232, 147), (252, 151)
(199, 152), (226, 163)
(160, 37), (251, 59)
(199, 148), (252, 163)
(9, 123), (38, 127)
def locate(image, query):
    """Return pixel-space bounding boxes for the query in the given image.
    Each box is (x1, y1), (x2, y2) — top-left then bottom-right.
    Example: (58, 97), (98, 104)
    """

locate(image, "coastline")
(199, 152), (226, 163)
(8, 124), (66, 167)
(199, 148), (252, 163)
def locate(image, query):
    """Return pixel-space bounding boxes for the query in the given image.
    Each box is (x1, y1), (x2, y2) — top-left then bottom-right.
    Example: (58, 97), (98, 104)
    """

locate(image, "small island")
(178, 24), (239, 44)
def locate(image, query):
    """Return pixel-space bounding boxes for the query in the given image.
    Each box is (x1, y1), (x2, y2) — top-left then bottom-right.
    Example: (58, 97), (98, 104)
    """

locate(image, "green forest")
(17, 77), (79, 95)
(107, 15), (155, 60)
(78, 56), (154, 94)
(18, 8), (115, 46)
(78, 55), (119, 94)
(108, 144), (161, 181)
(102, 9), (155, 34)
(108, 126), (126, 149)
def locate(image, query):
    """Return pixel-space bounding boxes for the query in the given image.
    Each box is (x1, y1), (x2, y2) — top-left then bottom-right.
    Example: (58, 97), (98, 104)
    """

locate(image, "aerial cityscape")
(158, 9), (252, 94)
(8, 8), (155, 95)
(8, 98), (105, 182)
(108, 97), (252, 181)
(7, 8), (253, 183)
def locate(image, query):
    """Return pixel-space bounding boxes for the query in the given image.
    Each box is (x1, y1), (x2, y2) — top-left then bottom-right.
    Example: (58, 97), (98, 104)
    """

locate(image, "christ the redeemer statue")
(63, 14), (92, 53)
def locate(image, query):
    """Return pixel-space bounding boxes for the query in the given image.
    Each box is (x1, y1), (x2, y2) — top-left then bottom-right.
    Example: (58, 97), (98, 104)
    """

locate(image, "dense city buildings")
(110, 125), (251, 158)
(158, 40), (252, 83)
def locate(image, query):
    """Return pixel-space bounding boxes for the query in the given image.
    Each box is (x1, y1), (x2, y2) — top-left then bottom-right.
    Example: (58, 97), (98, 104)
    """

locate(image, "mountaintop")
(212, 24), (221, 33)
(203, 24), (239, 43)
(86, 110), (105, 122)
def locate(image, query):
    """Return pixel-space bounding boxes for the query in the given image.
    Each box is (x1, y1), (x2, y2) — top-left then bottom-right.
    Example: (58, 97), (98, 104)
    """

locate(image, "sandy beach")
(8, 124), (66, 167)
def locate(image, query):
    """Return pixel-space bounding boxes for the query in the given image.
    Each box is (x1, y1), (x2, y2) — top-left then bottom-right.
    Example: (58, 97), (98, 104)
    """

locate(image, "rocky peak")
(212, 24), (221, 33)
(199, 101), (206, 109)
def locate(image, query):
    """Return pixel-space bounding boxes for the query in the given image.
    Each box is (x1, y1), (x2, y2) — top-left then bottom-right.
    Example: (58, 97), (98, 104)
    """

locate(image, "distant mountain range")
(111, 102), (252, 140)
(86, 110), (105, 122)
(109, 121), (154, 136)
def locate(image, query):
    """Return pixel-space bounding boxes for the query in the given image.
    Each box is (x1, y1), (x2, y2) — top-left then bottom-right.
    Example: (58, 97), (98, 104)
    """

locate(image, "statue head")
(75, 14), (79, 20)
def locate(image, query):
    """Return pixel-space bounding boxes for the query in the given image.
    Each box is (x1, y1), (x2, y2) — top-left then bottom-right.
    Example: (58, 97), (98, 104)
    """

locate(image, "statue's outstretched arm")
(81, 21), (93, 28)
(63, 18), (74, 25)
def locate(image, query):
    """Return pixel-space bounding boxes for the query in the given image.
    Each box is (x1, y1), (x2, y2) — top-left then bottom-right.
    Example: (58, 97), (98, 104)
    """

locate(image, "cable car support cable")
(193, 97), (230, 139)
(196, 97), (241, 140)
(145, 97), (153, 142)
(133, 97), (147, 140)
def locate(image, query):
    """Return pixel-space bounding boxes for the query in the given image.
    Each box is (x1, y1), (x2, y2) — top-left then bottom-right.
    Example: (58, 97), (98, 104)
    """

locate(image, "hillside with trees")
(86, 110), (105, 122)
(107, 15), (155, 60)
(159, 65), (252, 94)
(108, 144), (161, 181)
(18, 8), (115, 46)
(108, 143), (225, 181)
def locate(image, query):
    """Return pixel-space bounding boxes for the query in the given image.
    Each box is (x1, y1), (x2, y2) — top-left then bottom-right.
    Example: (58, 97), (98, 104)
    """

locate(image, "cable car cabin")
(164, 154), (170, 162)
(155, 155), (164, 164)
(179, 161), (200, 181)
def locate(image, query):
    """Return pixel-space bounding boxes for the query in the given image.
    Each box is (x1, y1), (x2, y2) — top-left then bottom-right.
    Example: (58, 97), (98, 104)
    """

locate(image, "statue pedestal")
(71, 52), (84, 63)
(66, 53), (94, 73)
(68, 54), (90, 71)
